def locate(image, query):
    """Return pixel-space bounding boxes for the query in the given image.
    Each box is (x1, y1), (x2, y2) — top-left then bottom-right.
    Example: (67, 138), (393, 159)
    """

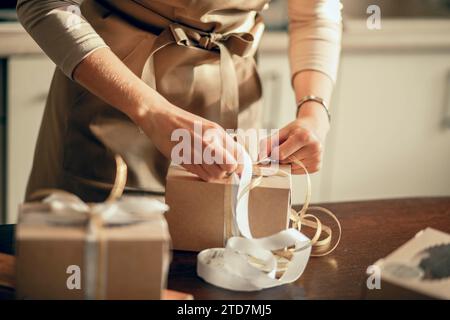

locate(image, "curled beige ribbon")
(30, 155), (127, 203)
(248, 157), (341, 264)
(287, 157), (342, 258)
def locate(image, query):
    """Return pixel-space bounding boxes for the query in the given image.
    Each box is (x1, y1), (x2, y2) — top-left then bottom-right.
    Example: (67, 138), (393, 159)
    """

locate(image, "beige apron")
(26, 0), (268, 202)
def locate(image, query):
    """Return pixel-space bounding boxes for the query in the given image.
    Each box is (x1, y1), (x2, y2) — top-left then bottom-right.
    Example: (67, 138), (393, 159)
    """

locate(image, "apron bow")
(142, 22), (261, 129)
(168, 23), (255, 57)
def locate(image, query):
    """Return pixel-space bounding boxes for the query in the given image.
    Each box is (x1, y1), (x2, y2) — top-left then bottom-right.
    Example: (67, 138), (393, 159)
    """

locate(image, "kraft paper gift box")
(365, 228), (450, 300)
(165, 164), (292, 251)
(15, 195), (171, 300)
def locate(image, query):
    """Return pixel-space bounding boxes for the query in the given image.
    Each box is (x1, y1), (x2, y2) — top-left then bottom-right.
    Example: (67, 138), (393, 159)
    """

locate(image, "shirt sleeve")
(16, 0), (109, 79)
(288, 0), (343, 84)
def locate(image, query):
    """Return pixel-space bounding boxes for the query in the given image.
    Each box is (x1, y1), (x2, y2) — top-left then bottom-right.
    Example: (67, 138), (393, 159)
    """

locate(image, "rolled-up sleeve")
(17, 0), (108, 79)
(288, 0), (343, 83)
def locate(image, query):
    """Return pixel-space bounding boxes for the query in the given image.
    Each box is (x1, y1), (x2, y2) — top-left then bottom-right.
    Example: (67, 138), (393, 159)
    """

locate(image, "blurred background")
(0, 0), (450, 223)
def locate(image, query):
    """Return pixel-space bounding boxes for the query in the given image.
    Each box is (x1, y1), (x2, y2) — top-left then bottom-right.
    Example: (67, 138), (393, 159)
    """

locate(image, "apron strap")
(141, 23), (260, 130)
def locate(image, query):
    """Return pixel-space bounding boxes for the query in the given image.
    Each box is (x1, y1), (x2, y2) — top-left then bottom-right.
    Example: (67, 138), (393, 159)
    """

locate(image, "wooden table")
(1, 197), (449, 300)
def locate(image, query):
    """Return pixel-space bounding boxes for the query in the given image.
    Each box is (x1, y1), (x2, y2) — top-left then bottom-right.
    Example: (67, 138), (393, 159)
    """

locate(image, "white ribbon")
(31, 192), (169, 226)
(197, 149), (312, 291)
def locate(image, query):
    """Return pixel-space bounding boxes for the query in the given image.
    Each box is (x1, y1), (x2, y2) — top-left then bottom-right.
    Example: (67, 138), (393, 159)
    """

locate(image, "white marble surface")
(1, 19), (450, 57)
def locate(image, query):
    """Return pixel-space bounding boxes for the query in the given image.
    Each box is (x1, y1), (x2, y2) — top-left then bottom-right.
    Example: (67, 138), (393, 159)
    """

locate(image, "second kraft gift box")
(15, 195), (171, 300)
(165, 164), (292, 251)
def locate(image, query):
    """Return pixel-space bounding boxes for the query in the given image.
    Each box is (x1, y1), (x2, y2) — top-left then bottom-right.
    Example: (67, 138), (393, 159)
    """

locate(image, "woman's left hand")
(260, 102), (330, 174)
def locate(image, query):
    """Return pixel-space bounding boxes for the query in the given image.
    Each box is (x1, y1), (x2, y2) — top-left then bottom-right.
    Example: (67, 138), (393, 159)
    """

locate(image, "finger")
(258, 129), (287, 161)
(272, 131), (311, 161)
(201, 127), (239, 175)
(258, 135), (271, 162)
(223, 133), (238, 160)
(182, 164), (211, 181)
(277, 125), (291, 142)
(219, 134), (240, 174)
(223, 133), (246, 175)
(258, 136), (273, 162)
(220, 148), (239, 174)
(290, 154), (321, 168)
(280, 145), (323, 165)
(291, 162), (322, 175)
(202, 163), (228, 181)
(235, 143), (247, 175)
(203, 139), (239, 174)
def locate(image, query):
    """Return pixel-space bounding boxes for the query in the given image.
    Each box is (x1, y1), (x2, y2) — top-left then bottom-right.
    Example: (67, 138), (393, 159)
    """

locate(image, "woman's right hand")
(134, 98), (243, 182)
(72, 48), (242, 182)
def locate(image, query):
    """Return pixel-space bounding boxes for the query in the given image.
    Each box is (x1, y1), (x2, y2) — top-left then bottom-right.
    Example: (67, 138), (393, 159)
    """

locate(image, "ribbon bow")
(20, 191), (169, 228)
(142, 22), (260, 129)
(169, 24), (255, 56)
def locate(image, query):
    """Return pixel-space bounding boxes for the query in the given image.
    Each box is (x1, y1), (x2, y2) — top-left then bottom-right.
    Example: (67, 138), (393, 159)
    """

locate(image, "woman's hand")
(73, 48), (242, 182)
(260, 101), (330, 174)
(260, 69), (334, 175)
(135, 98), (243, 182)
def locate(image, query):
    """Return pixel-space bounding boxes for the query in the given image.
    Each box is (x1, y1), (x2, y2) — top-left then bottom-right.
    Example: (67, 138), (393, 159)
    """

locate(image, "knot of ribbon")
(198, 33), (223, 50)
(21, 190), (169, 229)
(168, 24), (255, 56)
(142, 22), (259, 130)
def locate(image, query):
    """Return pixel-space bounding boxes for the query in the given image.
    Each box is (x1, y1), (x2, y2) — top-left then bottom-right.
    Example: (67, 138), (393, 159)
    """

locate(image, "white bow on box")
(20, 192), (169, 227)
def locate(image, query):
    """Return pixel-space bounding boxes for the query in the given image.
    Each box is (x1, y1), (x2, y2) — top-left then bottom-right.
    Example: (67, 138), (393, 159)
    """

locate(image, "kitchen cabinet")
(259, 34), (450, 204)
(6, 55), (54, 223)
(328, 52), (450, 201)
